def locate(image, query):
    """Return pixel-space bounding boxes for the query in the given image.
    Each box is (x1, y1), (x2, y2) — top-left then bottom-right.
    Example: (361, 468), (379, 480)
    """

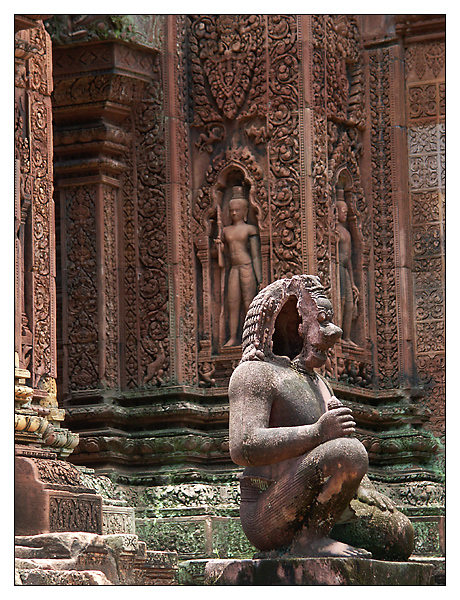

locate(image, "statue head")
(229, 186), (248, 223)
(241, 275), (342, 369)
(336, 200), (349, 224)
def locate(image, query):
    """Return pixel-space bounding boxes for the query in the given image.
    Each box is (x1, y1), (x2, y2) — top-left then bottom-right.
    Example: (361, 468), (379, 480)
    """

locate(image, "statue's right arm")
(228, 363), (323, 467)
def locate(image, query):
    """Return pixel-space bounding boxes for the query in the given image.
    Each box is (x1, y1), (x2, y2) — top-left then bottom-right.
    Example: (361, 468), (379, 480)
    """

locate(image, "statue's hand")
(356, 484), (396, 513)
(315, 406), (356, 442)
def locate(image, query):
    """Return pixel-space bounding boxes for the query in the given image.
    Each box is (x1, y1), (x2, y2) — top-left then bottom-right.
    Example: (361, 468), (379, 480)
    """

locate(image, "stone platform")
(178, 557), (435, 586)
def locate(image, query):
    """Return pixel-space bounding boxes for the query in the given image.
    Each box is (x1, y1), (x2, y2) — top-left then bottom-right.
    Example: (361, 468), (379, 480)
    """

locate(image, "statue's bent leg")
(240, 437), (368, 554)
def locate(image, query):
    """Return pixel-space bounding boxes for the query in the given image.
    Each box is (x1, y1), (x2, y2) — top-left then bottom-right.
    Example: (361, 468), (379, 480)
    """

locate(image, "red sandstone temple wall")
(14, 15), (444, 476)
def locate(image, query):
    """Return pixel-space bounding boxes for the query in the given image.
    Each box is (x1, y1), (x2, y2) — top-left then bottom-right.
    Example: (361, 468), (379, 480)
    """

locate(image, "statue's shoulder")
(229, 359), (281, 390)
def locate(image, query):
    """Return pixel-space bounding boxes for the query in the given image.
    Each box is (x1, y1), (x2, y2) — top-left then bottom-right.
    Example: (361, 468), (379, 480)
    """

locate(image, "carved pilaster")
(15, 19), (56, 385)
(163, 15), (196, 386)
(52, 36), (163, 397)
(404, 35), (445, 437)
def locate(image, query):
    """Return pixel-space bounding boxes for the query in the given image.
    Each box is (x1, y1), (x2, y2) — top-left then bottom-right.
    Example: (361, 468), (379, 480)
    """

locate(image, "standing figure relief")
(336, 192), (359, 346)
(215, 186), (262, 347)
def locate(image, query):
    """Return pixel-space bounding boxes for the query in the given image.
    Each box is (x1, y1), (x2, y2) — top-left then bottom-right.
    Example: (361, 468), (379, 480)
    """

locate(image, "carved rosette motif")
(406, 40), (445, 435)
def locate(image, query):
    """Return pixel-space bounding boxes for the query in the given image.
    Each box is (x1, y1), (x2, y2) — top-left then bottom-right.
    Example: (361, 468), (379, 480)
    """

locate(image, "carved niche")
(187, 15), (304, 386)
(193, 153), (268, 359)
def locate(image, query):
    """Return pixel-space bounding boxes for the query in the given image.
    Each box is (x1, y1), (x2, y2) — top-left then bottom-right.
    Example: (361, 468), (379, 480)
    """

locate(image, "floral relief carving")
(368, 47), (399, 387)
(415, 289), (444, 322)
(188, 15), (266, 125)
(411, 191), (440, 225)
(408, 124), (439, 154)
(405, 41), (445, 81)
(409, 155), (439, 190)
(268, 14), (302, 278)
(406, 37), (445, 436)
(121, 56), (170, 388)
(102, 185), (119, 388)
(175, 16), (197, 384)
(15, 22), (55, 383)
(65, 185), (99, 390)
(408, 84), (437, 121)
(415, 321), (444, 355)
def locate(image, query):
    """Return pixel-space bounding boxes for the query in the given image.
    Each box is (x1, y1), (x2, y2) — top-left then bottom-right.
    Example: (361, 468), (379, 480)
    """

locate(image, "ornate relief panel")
(187, 15), (307, 385)
(51, 27), (169, 395)
(309, 15), (372, 387)
(367, 46), (400, 389)
(406, 40), (445, 436)
(121, 56), (170, 389)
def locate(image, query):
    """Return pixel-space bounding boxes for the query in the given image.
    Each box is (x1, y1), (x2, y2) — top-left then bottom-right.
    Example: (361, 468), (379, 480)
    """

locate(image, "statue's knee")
(303, 438), (368, 485)
(327, 437), (368, 479)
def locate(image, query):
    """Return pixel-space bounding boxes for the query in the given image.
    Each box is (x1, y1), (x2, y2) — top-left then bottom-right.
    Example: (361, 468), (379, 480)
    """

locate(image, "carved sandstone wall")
(43, 15), (444, 486)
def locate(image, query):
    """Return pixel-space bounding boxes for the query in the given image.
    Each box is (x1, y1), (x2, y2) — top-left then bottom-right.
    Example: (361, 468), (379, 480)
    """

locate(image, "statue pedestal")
(178, 557), (435, 586)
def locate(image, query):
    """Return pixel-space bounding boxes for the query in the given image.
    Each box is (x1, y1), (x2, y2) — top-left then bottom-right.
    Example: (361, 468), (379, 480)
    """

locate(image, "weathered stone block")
(103, 505), (136, 535)
(15, 456), (103, 536)
(410, 516), (445, 556)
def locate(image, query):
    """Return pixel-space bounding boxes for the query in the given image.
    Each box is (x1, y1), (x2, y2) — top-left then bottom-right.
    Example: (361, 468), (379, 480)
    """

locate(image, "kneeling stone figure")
(229, 275), (414, 560)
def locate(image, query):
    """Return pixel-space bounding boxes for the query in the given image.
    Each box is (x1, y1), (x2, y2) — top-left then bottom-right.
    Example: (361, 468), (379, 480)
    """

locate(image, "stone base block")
(16, 569), (113, 586)
(178, 557), (435, 586)
(410, 515), (445, 557)
(15, 455), (102, 536)
(103, 504), (136, 535)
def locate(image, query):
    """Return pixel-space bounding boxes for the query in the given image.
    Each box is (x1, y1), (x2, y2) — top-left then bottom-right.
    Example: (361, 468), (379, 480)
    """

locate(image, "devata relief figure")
(337, 199), (359, 346)
(216, 186), (262, 347)
(229, 275), (414, 559)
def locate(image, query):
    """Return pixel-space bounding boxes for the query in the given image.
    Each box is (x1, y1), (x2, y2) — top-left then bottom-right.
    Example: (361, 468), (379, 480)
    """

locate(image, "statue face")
(337, 201), (348, 224)
(229, 198), (248, 223)
(297, 295), (342, 368)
